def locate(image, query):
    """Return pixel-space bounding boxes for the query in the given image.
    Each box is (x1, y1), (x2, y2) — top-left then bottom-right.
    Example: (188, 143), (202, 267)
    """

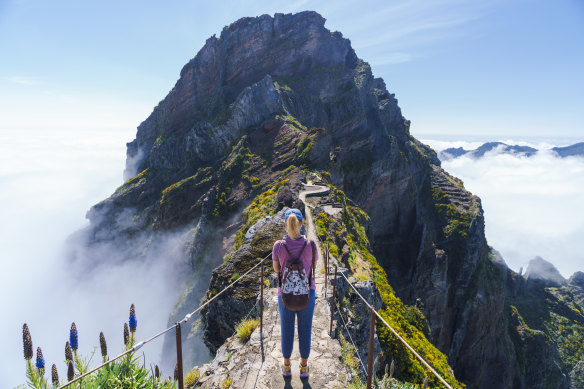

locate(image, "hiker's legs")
(278, 295), (296, 360)
(297, 289), (316, 360)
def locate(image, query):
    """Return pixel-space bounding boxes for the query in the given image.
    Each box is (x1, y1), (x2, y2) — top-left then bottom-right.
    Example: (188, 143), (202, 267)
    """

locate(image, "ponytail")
(285, 214), (301, 239)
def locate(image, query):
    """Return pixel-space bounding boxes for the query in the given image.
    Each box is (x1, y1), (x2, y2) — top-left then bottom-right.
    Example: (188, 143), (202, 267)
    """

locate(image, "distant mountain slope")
(552, 142), (584, 158)
(439, 141), (584, 160)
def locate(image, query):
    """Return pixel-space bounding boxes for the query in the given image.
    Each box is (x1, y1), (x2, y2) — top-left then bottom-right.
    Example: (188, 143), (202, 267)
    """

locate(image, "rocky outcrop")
(570, 361), (584, 389)
(202, 208), (287, 354)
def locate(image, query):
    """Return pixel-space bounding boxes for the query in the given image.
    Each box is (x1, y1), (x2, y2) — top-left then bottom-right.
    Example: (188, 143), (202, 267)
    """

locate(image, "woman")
(272, 208), (316, 379)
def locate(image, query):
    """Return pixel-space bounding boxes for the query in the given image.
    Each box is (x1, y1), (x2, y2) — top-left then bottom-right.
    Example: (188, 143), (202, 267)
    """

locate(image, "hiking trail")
(193, 182), (350, 388)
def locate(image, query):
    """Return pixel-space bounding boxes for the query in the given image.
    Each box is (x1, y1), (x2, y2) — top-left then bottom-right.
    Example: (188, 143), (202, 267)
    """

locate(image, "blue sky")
(0, 0), (583, 140)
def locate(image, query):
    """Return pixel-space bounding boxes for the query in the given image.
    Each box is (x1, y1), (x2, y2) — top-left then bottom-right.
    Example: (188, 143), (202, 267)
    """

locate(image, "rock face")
(525, 256), (566, 285)
(72, 10), (584, 389)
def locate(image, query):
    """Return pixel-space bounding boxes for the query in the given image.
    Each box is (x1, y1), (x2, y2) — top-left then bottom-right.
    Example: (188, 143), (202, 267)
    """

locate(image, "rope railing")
(334, 260), (454, 389)
(57, 253), (271, 389)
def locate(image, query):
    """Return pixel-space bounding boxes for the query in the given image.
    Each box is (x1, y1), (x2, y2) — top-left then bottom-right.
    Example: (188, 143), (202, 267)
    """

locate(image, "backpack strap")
(310, 240), (316, 285)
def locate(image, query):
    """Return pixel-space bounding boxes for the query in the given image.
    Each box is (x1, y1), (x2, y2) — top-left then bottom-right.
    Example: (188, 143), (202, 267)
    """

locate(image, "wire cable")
(335, 300), (368, 376)
(180, 253), (271, 323)
(337, 270), (453, 389)
(58, 254), (271, 388)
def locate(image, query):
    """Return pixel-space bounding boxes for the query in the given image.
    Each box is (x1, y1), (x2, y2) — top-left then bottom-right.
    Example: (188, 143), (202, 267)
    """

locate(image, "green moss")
(276, 114), (308, 132)
(273, 81), (292, 91)
(115, 168), (151, 195)
(211, 137), (253, 218)
(339, 332), (360, 374)
(160, 166), (214, 200)
(232, 179), (290, 251)
(295, 134), (315, 164)
(431, 187), (472, 240)
(511, 286), (584, 373)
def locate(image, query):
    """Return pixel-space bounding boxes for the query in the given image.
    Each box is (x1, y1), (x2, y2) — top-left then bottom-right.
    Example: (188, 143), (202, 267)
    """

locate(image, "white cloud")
(5, 76), (39, 85)
(0, 127), (198, 387)
(433, 142), (584, 278)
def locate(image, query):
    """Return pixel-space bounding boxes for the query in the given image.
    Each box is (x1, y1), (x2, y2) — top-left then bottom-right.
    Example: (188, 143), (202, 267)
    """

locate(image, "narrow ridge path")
(195, 182), (350, 388)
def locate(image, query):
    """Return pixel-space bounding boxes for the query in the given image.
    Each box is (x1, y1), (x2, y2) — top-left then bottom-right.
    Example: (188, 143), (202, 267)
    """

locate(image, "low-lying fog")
(424, 139), (584, 278)
(0, 128), (185, 388)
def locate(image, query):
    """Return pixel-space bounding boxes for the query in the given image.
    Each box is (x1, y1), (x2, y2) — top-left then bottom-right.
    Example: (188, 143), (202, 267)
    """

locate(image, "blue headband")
(285, 208), (303, 221)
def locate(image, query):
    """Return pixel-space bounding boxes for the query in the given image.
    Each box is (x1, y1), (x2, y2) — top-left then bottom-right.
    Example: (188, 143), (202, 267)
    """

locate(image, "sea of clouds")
(423, 139), (584, 279)
(2, 130), (582, 387)
(0, 128), (189, 388)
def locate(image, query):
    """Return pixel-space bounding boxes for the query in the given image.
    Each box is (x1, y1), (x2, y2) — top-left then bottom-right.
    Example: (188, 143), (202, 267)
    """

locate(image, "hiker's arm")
(273, 241), (280, 273)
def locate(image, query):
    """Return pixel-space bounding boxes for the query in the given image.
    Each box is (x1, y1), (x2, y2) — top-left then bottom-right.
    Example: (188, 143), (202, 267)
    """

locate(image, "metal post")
(329, 264), (338, 336)
(324, 243), (328, 302)
(260, 263), (264, 335)
(175, 323), (184, 389)
(366, 308), (375, 389)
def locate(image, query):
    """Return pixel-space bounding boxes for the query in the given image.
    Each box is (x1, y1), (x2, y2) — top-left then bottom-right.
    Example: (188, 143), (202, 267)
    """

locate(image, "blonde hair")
(285, 214), (301, 239)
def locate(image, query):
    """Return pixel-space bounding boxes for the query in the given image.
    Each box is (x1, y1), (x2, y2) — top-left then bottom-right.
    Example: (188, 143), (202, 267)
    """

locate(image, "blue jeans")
(278, 289), (316, 359)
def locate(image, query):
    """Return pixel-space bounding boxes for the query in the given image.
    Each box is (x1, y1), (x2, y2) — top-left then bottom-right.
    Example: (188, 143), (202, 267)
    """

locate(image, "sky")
(0, 0), (583, 387)
(0, 0), (583, 139)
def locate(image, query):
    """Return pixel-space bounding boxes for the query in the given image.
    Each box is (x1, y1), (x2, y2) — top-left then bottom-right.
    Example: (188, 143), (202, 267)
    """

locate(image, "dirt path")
(194, 183), (349, 388)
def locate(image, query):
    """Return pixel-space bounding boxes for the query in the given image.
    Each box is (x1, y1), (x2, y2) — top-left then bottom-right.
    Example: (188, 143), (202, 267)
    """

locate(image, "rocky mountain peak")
(524, 256), (566, 285)
(124, 11), (365, 179)
(569, 271), (584, 288)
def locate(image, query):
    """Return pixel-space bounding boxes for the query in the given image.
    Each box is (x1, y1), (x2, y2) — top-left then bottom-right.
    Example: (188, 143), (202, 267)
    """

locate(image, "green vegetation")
(114, 168), (152, 195)
(220, 375), (233, 389)
(295, 134), (315, 164)
(232, 179), (290, 251)
(21, 312), (175, 389)
(212, 137), (253, 218)
(276, 114), (307, 132)
(273, 81), (292, 92)
(339, 333), (362, 387)
(510, 285), (584, 373)
(184, 367), (201, 387)
(161, 167), (214, 199)
(431, 187), (473, 240)
(230, 273), (240, 282)
(235, 318), (260, 342)
(314, 180), (464, 388)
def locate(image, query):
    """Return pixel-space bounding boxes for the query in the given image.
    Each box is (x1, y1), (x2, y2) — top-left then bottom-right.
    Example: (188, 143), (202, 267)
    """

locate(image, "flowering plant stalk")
(21, 304), (175, 389)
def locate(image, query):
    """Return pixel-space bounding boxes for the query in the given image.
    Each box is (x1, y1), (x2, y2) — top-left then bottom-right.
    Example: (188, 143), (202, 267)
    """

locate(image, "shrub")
(235, 318), (260, 342)
(184, 367), (201, 387)
(220, 375), (233, 388)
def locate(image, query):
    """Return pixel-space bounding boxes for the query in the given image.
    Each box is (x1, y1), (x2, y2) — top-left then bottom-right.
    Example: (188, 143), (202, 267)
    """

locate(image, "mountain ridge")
(438, 141), (584, 161)
(70, 11), (584, 388)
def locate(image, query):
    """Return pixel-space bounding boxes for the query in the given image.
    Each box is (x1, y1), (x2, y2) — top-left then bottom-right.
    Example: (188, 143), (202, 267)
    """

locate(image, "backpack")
(278, 239), (316, 311)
